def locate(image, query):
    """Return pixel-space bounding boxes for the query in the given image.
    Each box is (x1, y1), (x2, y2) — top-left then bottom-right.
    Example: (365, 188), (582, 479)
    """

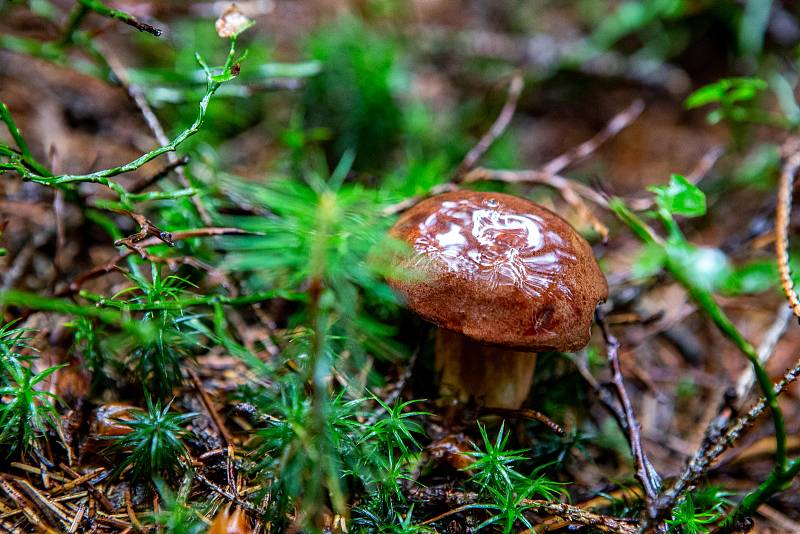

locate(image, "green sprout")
(105, 395), (196, 481)
(0, 360), (65, 454)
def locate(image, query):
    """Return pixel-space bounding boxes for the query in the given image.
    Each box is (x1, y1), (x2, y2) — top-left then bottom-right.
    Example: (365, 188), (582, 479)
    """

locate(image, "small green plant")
(463, 423), (568, 532)
(685, 77), (768, 125)
(220, 166), (410, 367)
(666, 487), (731, 534)
(684, 77), (783, 146)
(0, 360), (65, 454)
(105, 396), (196, 481)
(0, 320), (33, 369)
(147, 477), (207, 533)
(250, 379), (427, 530)
(106, 265), (204, 396)
(466, 422), (529, 493)
(303, 16), (403, 170)
(612, 175), (798, 524)
(382, 505), (433, 533)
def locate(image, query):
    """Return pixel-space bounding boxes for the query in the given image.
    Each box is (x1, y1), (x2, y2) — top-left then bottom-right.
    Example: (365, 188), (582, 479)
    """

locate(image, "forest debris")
(188, 368), (234, 446)
(61, 226), (254, 294)
(596, 310), (661, 518)
(453, 72), (524, 179)
(216, 4), (254, 39)
(208, 505), (252, 534)
(427, 434), (474, 471)
(113, 211), (175, 254)
(776, 136), (800, 319)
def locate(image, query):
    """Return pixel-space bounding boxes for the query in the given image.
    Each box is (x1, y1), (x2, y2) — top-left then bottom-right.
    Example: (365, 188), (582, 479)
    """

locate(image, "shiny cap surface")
(389, 191), (608, 351)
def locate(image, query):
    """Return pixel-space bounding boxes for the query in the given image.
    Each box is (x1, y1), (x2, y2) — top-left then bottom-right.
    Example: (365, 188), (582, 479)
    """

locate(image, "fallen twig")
(596, 310), (661, 519)
(453, 73), (524, 180)
(113, 211), (175, 255)
(776, 137), (800, 320)
(476, 406), (564, 435)
(416, 491), (637, 534)
(59, 227), (254, 294)
(187, 368), (234, 446)
(654, 355), (800, 524)
(540, 100), (645, 176)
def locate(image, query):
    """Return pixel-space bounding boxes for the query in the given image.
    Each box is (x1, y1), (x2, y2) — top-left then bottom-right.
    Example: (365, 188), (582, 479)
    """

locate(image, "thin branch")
(734, 305), (792, 405)
(539, 99), (645, 176)
(113, 212), (175, 255)
(187, 368), (233, 446)
(59, 227), (253, 294)
(453, 72), (524, 180)
(476, 406), (564, 435)
(776, 137), (800, 319)
(685, 145), (725, 184)
(418, 497), (636, 534)
(596, 310), (661, 518)
(655, 355), (800, 524)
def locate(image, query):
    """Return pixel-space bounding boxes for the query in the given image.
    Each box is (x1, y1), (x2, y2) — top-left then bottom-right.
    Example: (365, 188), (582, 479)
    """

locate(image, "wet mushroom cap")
(388, 191), (608, 351)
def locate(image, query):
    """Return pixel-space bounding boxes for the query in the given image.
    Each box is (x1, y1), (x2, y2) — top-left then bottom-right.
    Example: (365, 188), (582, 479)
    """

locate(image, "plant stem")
(0, 102), (51, 177)
(77, 0), (162, 36)
(611, 198), (791, 529)
(735, 456), (800, 517)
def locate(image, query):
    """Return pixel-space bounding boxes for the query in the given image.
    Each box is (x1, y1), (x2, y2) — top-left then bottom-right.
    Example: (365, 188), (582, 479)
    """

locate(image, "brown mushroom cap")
(388, 191), (608, 351)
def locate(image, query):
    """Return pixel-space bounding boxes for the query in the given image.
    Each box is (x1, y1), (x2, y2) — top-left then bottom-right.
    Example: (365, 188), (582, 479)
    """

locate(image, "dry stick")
(476, 406), (564, 435)
(15, 480), (70, 529)
(654, 355), (800, 521)
(0, 476), (58, 533)
(573, 349), (633, 443)
(113, 211), (176, 255)
(420, 500), (636, 534)
(540, 100), (645, 176)
(58, 464), (113, 513)
(734, 305), (793, 406)
(187, 367), (233, 445)
(60, 227), (252, 294)
(685, 145), (725, 185)
(453, 72), (524, 180)
(776, 137), (800, 319)
(383, 99), (644, 217)
(50, 468), (105, 495)
(124, 489), (141, 531)
(596, 311), (661, 518)
(195, 471), (262, 516)
(532, 487), (644, 533)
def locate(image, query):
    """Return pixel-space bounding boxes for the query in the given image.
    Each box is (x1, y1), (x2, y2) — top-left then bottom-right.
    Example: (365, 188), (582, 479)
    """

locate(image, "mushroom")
(388, 191), (607, 409)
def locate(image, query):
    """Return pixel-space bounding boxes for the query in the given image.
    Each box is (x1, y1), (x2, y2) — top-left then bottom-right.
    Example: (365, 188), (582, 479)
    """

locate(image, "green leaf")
(632, 242), (667, 279)
(665, 242), (732, 293)
(648, 174), (706, 217)
(720, 260), (777, 295)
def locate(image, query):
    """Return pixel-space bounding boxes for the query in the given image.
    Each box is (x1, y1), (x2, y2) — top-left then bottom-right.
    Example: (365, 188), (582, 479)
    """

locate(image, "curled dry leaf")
(207, 505), (251, 534)
(427, 434), (474, 471)
(215, 4), (253, 39)
(92, 403), (142, 438)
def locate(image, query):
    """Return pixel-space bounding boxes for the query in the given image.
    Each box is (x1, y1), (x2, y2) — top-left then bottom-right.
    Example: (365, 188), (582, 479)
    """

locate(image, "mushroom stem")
(435, 329), (536, 409)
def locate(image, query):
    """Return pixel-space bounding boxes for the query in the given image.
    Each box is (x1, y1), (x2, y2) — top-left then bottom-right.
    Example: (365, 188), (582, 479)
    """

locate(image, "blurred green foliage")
(303, 17), (403, 171)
